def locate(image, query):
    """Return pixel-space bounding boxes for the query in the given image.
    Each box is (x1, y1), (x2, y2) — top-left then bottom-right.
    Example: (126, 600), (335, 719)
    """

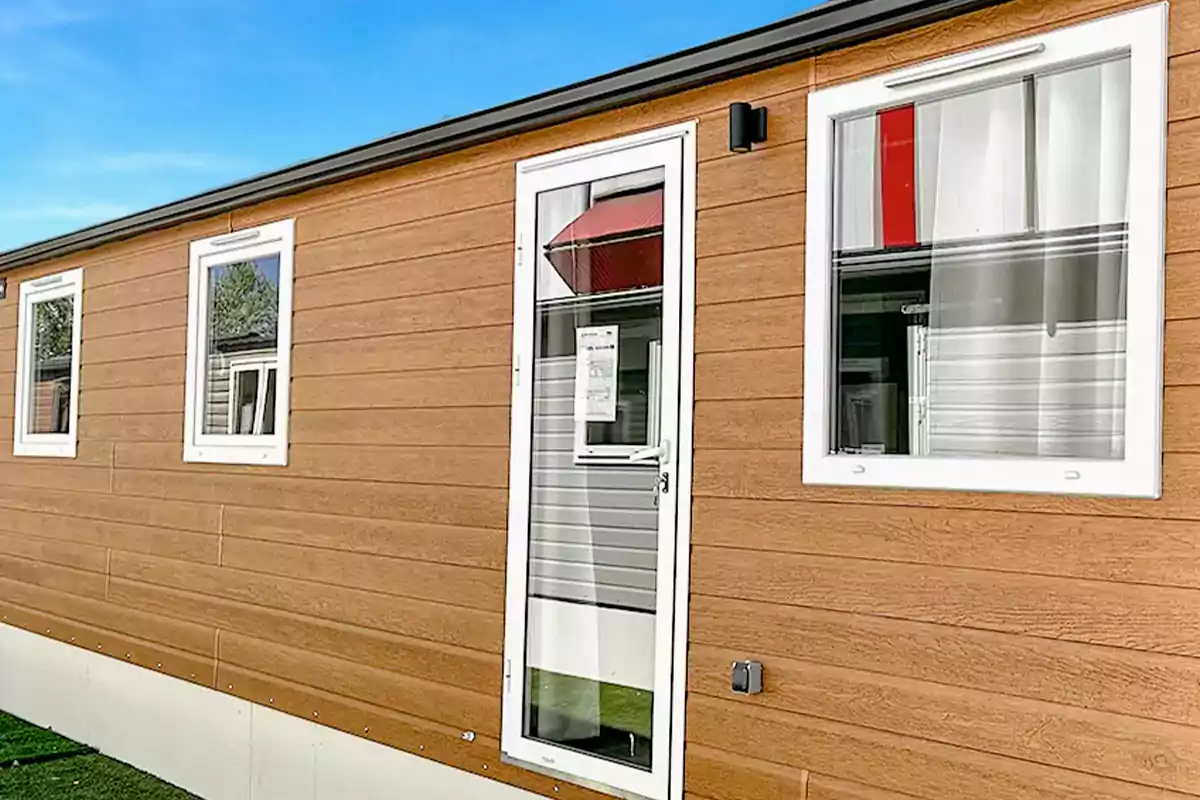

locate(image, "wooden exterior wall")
(0, 0), (1198, 798)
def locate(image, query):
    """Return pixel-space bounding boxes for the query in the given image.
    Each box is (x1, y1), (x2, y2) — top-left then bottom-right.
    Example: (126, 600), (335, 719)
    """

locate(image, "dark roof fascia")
(0, 0), (1005, 271)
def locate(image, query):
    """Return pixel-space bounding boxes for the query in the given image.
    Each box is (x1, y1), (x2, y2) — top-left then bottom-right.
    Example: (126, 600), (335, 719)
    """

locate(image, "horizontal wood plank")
(298, 203), (513, 277)
(219, 537), (504, 609)
(0, 576), (214, 656)
(688, 695), (1194, 800)
(293, 244), (512, 312)
(0, 602), (216, 688)
(84, 268), (187, 315)
(698, 141), (805, 210)
(695, 297), (804, 353)
(112, 469), (507, 528)
(296, 163), (513, 247)
(221, 506), (503, 570)
(83, 297), (186, 340)
(807, 774), (931, 800)
(696, 193), (804, 259)
(694, 399), (803, 449)
(692, 497), (1200, 589)
(685, 743), (810, 800)
(692, 546), (1200, 657)
(107, 578), (499, 693)
(109, 552), (502, 653)
(695, 348), (803, 400)
(292, 283), (511, 344)
(219, 631), (500, 736)
(0, 484), (219, 533)
(696, 245), (803, 307)
(689, 645), (1200, 793)
(292, 324), (511, 377)
(290, 407), (511, 448)
(0, 507), (216, 564)
(291, 366), (509, 411)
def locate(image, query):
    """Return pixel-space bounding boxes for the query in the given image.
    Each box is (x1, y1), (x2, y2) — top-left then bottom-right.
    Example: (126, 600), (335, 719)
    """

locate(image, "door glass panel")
(29, 296), (74, 435)
(523, 166), (665, 770)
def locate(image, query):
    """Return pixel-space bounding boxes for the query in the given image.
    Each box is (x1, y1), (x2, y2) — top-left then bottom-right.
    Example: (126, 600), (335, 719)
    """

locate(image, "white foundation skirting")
(0, 622), (540, 800)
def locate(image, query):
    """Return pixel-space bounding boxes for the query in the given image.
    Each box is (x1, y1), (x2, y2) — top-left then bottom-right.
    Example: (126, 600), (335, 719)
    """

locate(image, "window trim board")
(183, 218), (294, 466)
(802, 3), (1167, 498)
(13, 267), (83, 459)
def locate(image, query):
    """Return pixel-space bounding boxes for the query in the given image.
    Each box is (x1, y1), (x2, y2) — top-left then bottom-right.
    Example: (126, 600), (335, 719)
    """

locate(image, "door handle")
(630, 439), (671, 465)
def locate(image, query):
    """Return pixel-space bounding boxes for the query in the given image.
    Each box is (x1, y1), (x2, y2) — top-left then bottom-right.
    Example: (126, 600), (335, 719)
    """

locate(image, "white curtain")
(536, 184), (589, 302)
(923, 61), (1130, 459)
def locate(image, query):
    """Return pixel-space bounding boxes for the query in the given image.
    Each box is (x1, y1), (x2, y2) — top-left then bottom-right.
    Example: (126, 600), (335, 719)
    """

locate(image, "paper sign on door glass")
(575, 325), (619, 422)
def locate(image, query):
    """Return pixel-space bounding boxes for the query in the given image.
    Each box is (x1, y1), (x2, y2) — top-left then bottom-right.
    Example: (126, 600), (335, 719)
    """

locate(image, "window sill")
(802, 452), (1160, 499)
(184, 443), (287, 467)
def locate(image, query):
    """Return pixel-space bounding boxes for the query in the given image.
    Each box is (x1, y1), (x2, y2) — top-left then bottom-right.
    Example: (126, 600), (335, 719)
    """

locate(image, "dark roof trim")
(0, 0), (1005, 271)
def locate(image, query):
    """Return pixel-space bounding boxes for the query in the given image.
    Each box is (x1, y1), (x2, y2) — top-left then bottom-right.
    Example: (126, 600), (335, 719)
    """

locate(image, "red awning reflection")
(545, 188), (663, 295)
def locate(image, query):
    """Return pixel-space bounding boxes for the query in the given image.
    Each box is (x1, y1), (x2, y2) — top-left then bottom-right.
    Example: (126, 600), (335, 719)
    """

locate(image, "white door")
(502, 124), (694, 800)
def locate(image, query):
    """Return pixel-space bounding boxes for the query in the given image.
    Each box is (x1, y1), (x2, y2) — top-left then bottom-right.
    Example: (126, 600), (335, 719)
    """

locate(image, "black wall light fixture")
(729, 102), (768, 153)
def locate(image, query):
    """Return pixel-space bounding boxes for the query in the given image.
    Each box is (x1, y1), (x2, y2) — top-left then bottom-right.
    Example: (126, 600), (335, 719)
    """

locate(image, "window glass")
(202, 255), (280, 436)
(523, 167), (665, 770)
(29, 296), (74, 435)
(832, 57), (1130, 460)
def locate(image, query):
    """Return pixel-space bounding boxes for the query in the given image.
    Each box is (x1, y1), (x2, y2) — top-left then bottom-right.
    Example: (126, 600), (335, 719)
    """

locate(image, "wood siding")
(0, 1), (1197, 799)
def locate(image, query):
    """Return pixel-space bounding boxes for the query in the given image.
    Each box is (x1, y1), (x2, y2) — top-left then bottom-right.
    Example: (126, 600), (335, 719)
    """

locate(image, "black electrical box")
(731, 660), (763, 695)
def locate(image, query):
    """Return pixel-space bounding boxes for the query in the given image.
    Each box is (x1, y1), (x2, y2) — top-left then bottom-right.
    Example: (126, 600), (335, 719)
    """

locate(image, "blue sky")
(0, 0), (814, 251)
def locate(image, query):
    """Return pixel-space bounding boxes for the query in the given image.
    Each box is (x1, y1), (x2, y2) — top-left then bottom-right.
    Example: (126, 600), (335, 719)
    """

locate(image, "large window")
(184, 220), (294, 465)
(804, 5), (1167, 497)
(13, 268), (83, 458)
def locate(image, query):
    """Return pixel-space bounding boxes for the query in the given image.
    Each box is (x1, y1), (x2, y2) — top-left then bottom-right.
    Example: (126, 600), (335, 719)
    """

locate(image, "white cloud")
(0, 1), (95, 35)
(93, 151), (243, 172)
(0, 202), (131, 222)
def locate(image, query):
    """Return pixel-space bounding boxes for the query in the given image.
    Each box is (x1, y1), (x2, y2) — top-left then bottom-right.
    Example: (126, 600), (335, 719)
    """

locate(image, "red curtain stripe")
(878, 105), (918, 248)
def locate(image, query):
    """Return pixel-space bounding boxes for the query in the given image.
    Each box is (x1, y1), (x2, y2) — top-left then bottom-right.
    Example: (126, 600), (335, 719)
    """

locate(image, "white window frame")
(13, 267), (83, 458)
(803, 4), (1168, 498)
(184, 219), (294, 466)
(502, 121), (697, 800)
(226, 357), (278, 436)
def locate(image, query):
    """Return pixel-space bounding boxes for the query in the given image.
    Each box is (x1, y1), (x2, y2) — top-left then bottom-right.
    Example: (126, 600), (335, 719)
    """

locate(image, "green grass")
(0, 754), (198, 799)
(0, 713), (197, 799)
(527, 668), (653, 739)
(0, 712), (90, 767)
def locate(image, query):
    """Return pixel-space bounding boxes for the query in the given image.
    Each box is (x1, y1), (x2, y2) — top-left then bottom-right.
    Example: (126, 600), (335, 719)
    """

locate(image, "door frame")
(501, 121), (697, 800)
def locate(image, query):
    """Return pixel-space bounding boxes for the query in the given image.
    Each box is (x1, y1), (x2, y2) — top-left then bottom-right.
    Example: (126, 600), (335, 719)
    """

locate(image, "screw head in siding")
(363, 727), (370, 734)
(125, 653), (132, 660)
(156, 663), (163, 669)
(419, 745), (425, 751)
(269, 698), (275, 704)
(69, 637), (75, 643)
(313, 711), (319, 719)
(227, 684), (233, 690)
(461, 731), (475, 742)
(482, 765), (488, 771)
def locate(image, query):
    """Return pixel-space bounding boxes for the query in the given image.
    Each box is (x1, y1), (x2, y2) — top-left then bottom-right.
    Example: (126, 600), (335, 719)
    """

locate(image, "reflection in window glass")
(202, 255), (281, 436)
(523, 168), (664, 770)
(29, 297), (74, 435)
(833, 58), (1130, 460)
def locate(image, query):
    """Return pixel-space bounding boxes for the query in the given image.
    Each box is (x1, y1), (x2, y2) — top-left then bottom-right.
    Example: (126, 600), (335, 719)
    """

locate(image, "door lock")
(659, 472), (671, 494)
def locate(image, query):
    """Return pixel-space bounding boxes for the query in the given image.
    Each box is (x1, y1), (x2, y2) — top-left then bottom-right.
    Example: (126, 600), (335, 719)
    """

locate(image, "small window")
(13, 268), (83, 458)
(803, 5), (1167, 497)
(184, 220), (294, 465)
